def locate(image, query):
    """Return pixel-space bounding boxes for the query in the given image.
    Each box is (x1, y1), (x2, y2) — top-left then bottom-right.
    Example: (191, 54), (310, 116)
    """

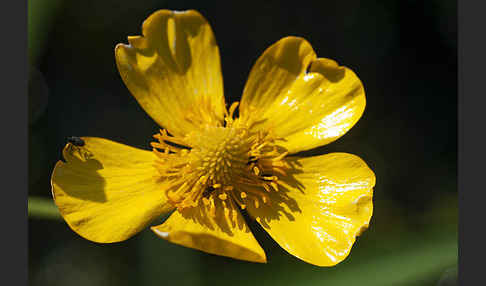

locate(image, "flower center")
(188, 125), (251, 187)
(151, 102), (290, 216)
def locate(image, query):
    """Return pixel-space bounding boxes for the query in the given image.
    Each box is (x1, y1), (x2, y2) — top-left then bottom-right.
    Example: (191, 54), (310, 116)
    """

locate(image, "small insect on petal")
(67, 136), (85, 146)
(66, 136), (93, 160)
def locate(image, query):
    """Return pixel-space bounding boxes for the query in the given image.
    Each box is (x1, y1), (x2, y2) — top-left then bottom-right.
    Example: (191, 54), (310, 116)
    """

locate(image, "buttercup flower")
(51, 9), (375, 266)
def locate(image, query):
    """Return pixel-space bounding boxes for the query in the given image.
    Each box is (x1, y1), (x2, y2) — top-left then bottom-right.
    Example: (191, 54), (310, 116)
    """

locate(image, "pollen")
(151, 102), (290, 215)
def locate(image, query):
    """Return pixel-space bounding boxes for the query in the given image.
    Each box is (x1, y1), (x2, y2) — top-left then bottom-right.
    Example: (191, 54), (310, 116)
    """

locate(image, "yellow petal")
(246, 153), (375, 266)
(51, 137), (173, 243)
(239, 37), (365, 154)
(151, 201), (266, 263)
(115, 10), (226, 137)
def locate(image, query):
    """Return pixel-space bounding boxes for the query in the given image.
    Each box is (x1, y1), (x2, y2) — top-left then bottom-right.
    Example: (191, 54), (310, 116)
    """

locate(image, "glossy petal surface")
(152, 201), (267, 263)
(246, 153), (375, 266)
(240, 37), (365, 154)
(51, 137), (173, 243)
(115, 10), (226, 137)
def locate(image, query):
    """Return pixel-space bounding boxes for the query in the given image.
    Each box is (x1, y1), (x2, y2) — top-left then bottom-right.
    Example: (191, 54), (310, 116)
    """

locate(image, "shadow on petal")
(179, 198), (248, 237)
(53, 144), (107, 203)
(243, 158), (308, 229)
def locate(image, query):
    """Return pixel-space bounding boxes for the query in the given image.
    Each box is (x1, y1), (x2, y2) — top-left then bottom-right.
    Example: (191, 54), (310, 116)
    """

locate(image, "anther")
(202, 197), (210, 206)
(247, 156), (258, 165)
(200, 176), (208, 184)
(262, 175), (276, 181)
(253, 166), (261, 176)
(218, 193), (228, 200)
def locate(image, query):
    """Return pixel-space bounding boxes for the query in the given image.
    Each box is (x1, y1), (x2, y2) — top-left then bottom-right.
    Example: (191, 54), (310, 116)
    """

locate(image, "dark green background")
(28, 0), (457, 285)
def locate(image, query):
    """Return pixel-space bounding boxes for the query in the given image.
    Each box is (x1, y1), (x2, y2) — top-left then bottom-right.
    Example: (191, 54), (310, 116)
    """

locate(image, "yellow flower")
(51, 9), (375, 266)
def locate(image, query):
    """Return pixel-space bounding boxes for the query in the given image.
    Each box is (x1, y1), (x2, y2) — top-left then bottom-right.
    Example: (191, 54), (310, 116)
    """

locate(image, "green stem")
(28, 196), (62, 220)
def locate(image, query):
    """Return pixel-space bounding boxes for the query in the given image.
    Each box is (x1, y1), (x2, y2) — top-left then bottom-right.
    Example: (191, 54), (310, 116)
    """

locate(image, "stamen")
(272, 151), (289, 161)
(232, 208), (238, 224)
(262, 184), (271, 192)
(229, 101), (239, 118)
(270, 182), (279, 192)
(209, 197), (216, 217)
(223, 201), (230, 217)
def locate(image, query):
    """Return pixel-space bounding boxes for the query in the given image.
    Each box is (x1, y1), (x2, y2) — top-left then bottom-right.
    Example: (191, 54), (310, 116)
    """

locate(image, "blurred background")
(28, 0), (457, 285)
